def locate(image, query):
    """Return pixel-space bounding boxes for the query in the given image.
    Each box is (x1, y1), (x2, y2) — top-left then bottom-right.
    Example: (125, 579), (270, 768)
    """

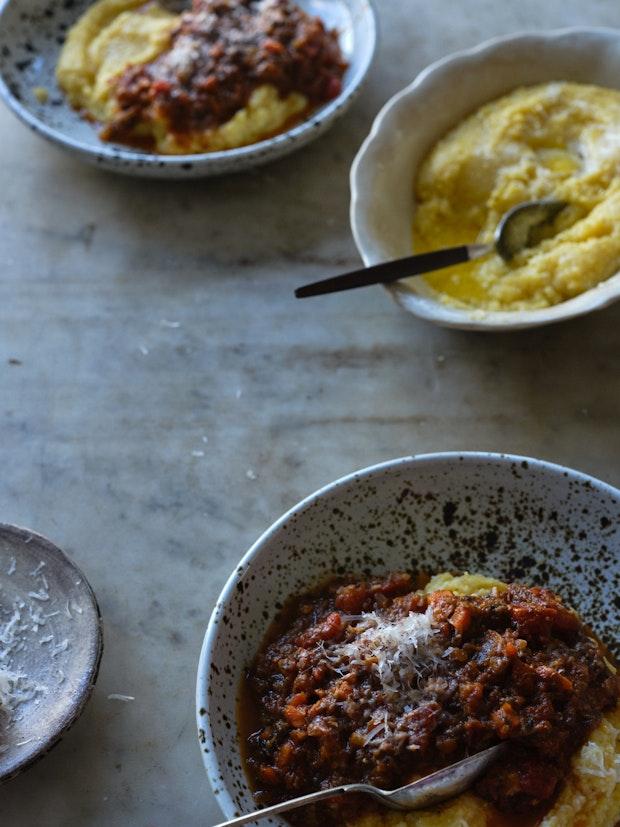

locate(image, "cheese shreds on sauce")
(330, 607), (442, 704)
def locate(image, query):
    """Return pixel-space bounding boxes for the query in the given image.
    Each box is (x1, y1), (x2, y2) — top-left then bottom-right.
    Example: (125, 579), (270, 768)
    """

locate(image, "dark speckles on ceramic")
(0, 0), (376, 178)
(196, 453), (620, 824)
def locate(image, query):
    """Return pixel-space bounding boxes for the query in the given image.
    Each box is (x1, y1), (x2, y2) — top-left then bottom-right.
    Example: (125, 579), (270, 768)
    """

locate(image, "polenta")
(411, 82), (620, 311)
(56, 0), (346, 154)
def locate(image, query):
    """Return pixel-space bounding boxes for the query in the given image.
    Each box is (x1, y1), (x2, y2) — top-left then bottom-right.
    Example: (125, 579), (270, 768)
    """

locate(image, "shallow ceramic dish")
(350, 28), (620, 331)
(0, 524), (103, 781)
(0, 0), (376, 178)
(196, 452), (620, 823)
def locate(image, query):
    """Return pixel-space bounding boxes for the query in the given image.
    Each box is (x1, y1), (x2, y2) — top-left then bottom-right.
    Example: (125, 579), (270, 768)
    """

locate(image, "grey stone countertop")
(0, 1), (619, 825)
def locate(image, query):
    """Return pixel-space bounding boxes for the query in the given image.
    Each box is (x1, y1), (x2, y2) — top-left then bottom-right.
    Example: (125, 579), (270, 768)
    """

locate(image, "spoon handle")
(295, 244), (489, 298)
(211, 785), (348, 826)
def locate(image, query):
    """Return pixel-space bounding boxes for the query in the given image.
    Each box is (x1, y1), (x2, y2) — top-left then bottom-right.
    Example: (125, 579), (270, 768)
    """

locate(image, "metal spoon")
(212, 743), (506, 826)
(295, 199), (567, 298)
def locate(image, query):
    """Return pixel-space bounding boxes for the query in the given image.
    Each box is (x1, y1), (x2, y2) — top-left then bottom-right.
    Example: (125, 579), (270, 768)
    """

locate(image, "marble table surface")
(0, 1), (619, 824)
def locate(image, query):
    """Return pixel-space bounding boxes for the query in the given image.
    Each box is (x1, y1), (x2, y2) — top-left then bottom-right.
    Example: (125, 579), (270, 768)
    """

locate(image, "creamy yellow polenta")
(347, 573), (620, 827)
(411, 82), (620, 311)
(56, 0), (307, 153)
(56, 0), (178, 122)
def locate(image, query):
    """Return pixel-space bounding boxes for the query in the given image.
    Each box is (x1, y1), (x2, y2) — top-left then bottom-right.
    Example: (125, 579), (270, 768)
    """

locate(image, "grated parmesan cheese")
(0, 670), (45, 715)
(27, 589), (49, 602)
(330, 607), (441, 702)
(51, 639), (69, 658)
(0, 555), (70, 732)
(0, 597), (49, 719)
(321, 607), (448, 750)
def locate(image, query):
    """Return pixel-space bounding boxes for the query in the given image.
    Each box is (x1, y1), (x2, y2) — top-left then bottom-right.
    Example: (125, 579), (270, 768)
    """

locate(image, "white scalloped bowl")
(350, 28), (620, 331)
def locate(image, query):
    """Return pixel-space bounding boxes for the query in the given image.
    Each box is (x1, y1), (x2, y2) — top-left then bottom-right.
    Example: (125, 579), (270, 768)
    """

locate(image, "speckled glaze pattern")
(196, 452), (619, 824)
(350, 28), (620, 331)
(0, 0), (376, 178)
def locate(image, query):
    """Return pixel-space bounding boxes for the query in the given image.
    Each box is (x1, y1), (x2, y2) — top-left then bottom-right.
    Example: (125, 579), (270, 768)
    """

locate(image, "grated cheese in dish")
(0, 559), (66, 726)
(330, 607), (441, 702)
(321, 606), (448, 751)
(0, 670), (42, 715)
(0, 598), (47, 719)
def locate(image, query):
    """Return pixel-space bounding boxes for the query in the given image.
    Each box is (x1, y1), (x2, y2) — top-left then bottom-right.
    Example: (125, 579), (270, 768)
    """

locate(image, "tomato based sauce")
(102, 0), (347, 146)
(242, 573), (619, 825)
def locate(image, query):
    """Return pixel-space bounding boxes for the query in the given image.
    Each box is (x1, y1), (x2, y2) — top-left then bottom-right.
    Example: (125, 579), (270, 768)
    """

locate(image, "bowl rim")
(349, 26), (620, 331)
(196, 450), (620, 820)
(0, 0), (377, 170)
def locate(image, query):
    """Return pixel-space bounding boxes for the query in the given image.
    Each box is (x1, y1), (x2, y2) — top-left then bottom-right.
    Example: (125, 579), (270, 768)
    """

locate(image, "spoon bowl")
(495, 199), (567, 261)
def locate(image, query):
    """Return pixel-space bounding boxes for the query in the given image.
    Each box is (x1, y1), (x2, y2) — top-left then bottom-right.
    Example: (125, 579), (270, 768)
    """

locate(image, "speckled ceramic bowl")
(350, 27), (620, 330)
(196, 452), (620, 823)
(0, 0), (376, 178)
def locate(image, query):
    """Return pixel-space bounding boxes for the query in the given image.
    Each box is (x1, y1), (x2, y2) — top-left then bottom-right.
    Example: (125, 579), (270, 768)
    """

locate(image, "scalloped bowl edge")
(350, 27), (620, 330)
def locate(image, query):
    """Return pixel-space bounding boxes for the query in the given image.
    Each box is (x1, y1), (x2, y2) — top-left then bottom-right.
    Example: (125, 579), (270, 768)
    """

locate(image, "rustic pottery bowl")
(0, 524), (103, 782)
(350, 28), (620, 331)
(196, 452), (620, 823)
(0, 0), (376, 178)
